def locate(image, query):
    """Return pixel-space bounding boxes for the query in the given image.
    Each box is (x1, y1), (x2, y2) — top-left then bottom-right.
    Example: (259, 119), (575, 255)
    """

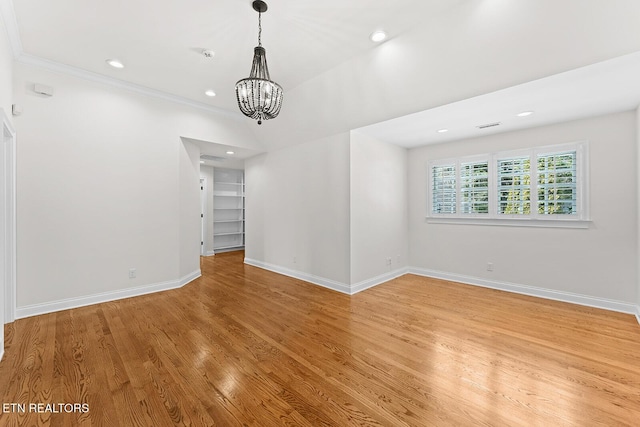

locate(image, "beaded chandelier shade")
(235, 1), (283, 125)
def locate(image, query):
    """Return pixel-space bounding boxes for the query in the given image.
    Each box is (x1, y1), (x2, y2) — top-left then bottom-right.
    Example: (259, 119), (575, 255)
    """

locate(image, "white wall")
(245, 132), (351, 287)
(0, 8), (13, 119)
(245, 130), (409, 292)
(13, 62), (258, 311)
(409, 111), (638, 304)
(179, 139), (201, 279)
(350, 131), (408, 285)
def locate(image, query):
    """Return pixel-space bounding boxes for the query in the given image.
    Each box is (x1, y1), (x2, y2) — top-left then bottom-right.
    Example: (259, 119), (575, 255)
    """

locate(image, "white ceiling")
(4, 0), (640, 151)
(356, 51), (640, 147)
(9, 0), (437, 113)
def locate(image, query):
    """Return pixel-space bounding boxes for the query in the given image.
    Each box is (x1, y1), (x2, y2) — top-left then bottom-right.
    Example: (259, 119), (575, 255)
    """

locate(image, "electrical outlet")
(293, 256), (297, 264)
(486, 262), (493, 272)
(386, 257), (392, 266)
(129, 268), (137, 279)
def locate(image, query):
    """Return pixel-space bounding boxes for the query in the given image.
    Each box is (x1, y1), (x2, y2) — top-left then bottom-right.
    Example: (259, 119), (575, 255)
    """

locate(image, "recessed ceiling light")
(200, 160), (205, 164)
(517, 111), (534, 117)
(205, 89), (216, 97)
(437, 129), (449, 133)
(370, 30), (387, 43)
(226, 151), (235, 155)
(106, 59), (124, 69)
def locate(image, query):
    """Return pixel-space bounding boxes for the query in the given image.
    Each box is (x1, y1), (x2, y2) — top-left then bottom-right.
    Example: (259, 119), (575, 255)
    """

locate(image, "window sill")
(425, 216), (591, 229)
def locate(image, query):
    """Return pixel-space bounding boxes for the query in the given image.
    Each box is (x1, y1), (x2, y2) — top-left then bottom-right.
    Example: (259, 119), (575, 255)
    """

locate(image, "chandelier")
(235, 0), (283, 125)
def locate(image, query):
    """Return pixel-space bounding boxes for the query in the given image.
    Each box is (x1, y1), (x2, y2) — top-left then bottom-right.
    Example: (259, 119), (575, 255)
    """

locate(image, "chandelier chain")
(258, 11), (262, 46)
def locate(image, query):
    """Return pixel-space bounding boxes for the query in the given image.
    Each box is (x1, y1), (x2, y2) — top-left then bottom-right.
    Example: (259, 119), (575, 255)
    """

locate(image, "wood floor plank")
(2, 250), (640, 426)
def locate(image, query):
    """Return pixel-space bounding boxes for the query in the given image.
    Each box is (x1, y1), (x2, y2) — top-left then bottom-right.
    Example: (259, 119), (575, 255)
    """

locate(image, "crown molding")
(16, 53), (244, 120)
(1, 0), (244, 120)
(0, 0), (23, 58)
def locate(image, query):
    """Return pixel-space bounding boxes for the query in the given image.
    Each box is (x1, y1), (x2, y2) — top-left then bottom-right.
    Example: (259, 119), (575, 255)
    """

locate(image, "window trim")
(426, 141), (590, 228)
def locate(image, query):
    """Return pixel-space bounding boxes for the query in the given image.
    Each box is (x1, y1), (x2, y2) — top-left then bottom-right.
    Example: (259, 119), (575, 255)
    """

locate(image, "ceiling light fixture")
(517, 111), (534, 117)
(226, 151), (235, 155)
(205, 89), (216, 97)
(235, 1), (283, 125)
(437, 129), (449, 133)
(106, 59), (124, 69)
(370, 30), (387, 42)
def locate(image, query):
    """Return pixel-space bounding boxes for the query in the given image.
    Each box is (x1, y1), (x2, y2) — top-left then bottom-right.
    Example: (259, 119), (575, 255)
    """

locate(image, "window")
(460, 161), (489, 214)
(497, 156), (531, 215)
(427, 142), (588, 227)
(431, 164), (456, 214)
(536, 151), (577, 215)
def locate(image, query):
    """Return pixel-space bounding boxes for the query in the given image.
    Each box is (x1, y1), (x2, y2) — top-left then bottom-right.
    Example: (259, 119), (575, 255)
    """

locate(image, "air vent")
(200, 155), (226, 162)
(476, 122), (501, 129)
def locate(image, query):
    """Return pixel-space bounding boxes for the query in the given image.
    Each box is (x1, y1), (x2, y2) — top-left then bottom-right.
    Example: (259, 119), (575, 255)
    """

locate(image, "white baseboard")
(15, 270), (201, 319)
(244, 259), (409, 295)
(244, 258), (351, 294)
(242, 260), (639, 322)
(351, 268), (409, 294)
(409, 267), (638, 315)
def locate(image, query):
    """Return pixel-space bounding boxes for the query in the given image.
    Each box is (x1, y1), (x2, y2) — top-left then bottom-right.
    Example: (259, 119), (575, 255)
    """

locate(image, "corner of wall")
(348, 132), (409, 286)
(244, 133), (352, 286)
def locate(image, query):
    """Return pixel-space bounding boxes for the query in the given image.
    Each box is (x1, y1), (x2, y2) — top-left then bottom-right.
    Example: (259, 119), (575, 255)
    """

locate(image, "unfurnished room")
(0, 0), (640, 426)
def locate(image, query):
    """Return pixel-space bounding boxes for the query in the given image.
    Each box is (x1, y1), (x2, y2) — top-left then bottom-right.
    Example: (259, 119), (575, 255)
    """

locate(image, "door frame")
(2, 109), (16, 324)
(200, 177), (206, 256)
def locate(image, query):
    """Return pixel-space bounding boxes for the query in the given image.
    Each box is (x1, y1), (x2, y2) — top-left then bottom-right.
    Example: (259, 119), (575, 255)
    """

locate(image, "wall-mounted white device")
(33, 83), (54, 96)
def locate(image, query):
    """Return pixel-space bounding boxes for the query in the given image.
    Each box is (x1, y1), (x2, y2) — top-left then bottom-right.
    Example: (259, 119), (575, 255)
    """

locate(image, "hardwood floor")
(1, 251), (640, 426)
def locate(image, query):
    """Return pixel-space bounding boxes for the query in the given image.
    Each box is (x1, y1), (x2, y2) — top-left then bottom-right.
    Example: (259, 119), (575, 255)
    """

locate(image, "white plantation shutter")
(537, 151), (577, 215)
(427, 142), (588, 226)
(497, 156), (531, 215)
(460, 161), (489, 214)
(432, 164), (456, 214)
